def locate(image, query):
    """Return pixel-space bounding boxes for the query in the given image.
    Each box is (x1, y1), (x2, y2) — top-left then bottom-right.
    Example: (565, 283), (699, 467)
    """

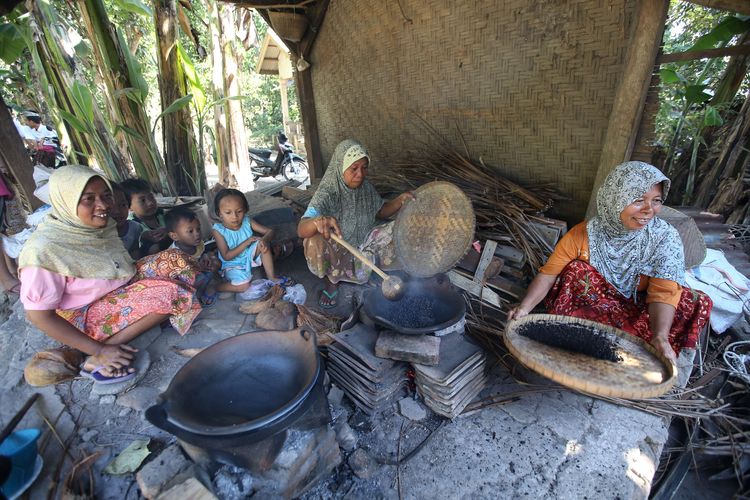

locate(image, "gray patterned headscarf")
(587, 161), (685, 300)
(306, 139), (383, 247)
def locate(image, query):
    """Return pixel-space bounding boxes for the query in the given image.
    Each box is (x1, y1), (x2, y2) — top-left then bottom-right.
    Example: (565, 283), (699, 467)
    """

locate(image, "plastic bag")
(32, 165), (54, 204)
(238, 279), (275, 301)
(282, 284), (307, 305)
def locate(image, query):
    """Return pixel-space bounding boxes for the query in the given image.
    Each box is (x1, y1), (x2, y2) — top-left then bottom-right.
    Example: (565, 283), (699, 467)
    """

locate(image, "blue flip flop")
(200, 291), (218, 307)
(80, 366), (136, 385)
(318, 289), (338, 309)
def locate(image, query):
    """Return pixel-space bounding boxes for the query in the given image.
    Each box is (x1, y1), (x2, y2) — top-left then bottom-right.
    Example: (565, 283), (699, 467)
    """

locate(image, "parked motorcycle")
(248, 133), (309, 183)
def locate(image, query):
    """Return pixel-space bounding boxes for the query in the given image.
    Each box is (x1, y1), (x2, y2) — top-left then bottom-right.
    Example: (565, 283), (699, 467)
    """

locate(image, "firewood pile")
(370, 137), (564, 273)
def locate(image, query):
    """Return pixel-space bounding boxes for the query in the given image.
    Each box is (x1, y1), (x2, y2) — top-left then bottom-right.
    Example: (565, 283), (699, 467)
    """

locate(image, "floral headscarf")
(587, 161), (685, 300)
(306, 140), (383, 247)
(19, 165), (135, 279)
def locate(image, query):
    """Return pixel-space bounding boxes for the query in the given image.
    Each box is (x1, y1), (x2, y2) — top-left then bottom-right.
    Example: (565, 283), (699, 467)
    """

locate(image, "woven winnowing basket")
(658, 206), (707, 269)
(504, 314), (676, 399)
(394, 181), (475, 277)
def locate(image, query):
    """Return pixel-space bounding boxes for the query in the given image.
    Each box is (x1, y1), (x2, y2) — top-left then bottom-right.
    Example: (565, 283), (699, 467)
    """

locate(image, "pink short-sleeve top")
(20, 267), (130, 311)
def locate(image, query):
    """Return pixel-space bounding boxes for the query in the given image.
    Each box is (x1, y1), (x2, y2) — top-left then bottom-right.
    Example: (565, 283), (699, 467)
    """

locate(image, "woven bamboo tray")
(504, 314), (676, 399)
(393, 181), (475, 278)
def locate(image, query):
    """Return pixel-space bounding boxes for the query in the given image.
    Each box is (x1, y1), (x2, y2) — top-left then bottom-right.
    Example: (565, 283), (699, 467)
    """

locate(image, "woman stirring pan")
(297, 139), (413, 308)
(19, 165), (202, 385)
(508, 161), (713, 364)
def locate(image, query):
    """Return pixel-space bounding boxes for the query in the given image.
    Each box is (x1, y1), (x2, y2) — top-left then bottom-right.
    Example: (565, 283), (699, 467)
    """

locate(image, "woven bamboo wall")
(309, 0), (638, 221)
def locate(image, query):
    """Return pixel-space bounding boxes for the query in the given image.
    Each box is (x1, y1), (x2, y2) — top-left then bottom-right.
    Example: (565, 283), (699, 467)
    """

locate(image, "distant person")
(120, 178), (170, 255)
(21, 111), (58, 169)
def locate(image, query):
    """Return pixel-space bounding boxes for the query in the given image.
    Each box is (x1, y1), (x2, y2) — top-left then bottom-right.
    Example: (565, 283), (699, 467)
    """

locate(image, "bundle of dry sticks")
(370, 131), (562, 271)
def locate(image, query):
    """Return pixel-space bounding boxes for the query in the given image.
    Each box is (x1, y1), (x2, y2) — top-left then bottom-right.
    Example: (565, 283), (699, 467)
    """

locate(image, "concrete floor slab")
(0, 248), (677, 498)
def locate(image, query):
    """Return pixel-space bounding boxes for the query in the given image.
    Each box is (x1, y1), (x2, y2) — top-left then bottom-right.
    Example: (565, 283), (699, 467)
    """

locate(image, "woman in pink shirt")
(19, 165), (201, 384)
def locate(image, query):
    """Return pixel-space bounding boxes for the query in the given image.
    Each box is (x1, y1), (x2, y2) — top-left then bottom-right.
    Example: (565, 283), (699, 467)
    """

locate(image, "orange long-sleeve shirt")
(538, 222), (682, 307)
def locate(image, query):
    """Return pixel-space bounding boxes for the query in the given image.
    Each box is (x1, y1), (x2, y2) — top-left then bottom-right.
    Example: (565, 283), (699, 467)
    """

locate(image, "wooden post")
(585, 0), (669, 218)
(0, 97), (43, 212)
(294, 66), (324, 181)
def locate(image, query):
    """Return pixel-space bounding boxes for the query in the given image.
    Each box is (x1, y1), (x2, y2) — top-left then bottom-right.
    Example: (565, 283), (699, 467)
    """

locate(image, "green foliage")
(657, 4), (749, 147)
(113, 0), (152, 18)
(0, 23), (27, 64)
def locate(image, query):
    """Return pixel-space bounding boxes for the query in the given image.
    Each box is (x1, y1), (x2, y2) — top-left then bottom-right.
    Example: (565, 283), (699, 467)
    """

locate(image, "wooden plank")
(281, 185), (314, 208)
(658, 44), (750, 64)
(486, 276), (526, 300)
(683, 0), (750, 15)
(448, 270), (506, 309)
(585, 0), (669, 218)
(494, 245), (525, 266)
(474, 240), (497, 283)
(253, 179), (298, 196)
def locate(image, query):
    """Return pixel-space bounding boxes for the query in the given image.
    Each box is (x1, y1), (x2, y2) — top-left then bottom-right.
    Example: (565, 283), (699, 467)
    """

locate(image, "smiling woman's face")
(619, 183), (663, 231)
(77, 177), (113, 228)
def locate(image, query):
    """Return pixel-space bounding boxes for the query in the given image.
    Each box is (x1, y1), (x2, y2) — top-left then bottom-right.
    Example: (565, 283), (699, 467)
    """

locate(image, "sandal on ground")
(6, 283), (21, 295)
(79, 366), (136, 385)
(274, 276), (295, 287)
(200, 291), (217, 307)
(318, 289), (339, 309)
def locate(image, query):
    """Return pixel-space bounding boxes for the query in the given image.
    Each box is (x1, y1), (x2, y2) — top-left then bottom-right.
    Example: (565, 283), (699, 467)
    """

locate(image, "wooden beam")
(0, 96), (43, 212)
(585, 0), (669, 218)
(222, 0), (315, 7)
(658, 44), (750, 63)
(683, 0), (750, 16)
(294, 67), (324, 180)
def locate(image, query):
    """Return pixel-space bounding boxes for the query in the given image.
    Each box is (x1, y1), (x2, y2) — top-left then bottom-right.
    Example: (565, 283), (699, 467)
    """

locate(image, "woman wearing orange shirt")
(508, 161), (712, 363)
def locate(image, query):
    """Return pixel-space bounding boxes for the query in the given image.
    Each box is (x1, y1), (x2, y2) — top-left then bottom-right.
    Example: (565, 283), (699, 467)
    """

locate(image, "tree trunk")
(208, 0), (252, 190)
(694, 91), (750, 208)
(153, 0), (202, 195)
(77, 0), (170, 193)
(27, 0), (130, 179)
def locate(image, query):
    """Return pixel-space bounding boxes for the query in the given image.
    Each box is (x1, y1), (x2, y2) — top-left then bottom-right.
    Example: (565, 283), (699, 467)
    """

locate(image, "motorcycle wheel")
(282, 158), (309, 183)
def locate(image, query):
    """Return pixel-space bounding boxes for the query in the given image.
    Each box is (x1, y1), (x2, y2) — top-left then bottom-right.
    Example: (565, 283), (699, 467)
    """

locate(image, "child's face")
(130, 191), (158, 218)
(110, 190), (130, 226)
(169, 218), (202, 248)
(218, 196), (247, 231)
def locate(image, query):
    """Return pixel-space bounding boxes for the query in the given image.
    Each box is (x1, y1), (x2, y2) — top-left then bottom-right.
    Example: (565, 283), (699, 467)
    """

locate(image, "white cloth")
(685, 248), (750, 333)
(23, 124), (57, 146)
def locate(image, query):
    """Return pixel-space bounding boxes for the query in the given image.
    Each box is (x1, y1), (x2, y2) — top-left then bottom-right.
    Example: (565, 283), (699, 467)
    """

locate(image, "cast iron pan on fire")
(362, 274), (465, 335)
(504, 314), (677, 398)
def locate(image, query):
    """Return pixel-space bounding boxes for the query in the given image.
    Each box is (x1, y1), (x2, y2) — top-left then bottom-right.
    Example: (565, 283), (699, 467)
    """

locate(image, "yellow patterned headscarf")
(19, 165), (135, 279)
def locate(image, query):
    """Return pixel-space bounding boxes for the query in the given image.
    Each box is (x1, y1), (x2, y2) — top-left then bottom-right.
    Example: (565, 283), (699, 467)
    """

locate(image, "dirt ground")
(0, 246), (737, 498)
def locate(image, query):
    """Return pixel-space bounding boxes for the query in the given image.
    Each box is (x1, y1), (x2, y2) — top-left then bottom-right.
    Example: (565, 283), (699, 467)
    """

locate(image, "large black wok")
(146, 327), (326, 467)
(362, 274), (465, 334)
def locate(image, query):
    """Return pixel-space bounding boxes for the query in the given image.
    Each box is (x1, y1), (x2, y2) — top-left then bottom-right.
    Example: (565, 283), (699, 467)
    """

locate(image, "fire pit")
(145, 327), (329, 471)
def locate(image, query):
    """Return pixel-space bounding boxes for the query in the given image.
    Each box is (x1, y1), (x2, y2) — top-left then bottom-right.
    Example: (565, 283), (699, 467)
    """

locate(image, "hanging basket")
(269, 11), (308, 43)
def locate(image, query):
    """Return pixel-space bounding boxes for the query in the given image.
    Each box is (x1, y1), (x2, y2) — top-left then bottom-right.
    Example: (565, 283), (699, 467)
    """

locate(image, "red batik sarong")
(544, 260), (712, 353)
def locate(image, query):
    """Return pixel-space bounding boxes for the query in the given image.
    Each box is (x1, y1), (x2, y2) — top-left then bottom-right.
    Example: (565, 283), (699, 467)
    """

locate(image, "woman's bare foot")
(82, 355), (135, 378)
(318, 281), (339, 309)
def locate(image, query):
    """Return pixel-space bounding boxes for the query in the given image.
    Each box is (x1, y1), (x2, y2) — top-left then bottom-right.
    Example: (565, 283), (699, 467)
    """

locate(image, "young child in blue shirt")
(211, 189), (282, 293)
